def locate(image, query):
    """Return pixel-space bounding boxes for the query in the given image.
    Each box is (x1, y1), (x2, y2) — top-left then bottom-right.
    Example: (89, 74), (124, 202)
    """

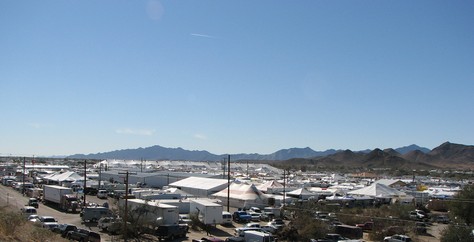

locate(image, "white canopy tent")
(347, 183), (406, 198)
(212, 182), (269, 209)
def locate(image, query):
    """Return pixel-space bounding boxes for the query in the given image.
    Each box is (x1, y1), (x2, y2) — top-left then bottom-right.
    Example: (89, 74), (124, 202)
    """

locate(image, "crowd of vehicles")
(2, 172), (451, 242)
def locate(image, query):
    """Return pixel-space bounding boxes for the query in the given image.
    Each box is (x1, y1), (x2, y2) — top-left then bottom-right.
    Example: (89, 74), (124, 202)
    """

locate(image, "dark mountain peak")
(403, 149), (429, 162)
(383, 148), (401, 156)
(396, 144), (430, 154)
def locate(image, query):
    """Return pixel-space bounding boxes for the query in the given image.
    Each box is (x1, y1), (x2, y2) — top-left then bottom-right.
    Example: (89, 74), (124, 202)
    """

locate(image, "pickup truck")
(233, 211), (252, 223)
(66, 228), (101, 242)
(98, 216), (123, 234)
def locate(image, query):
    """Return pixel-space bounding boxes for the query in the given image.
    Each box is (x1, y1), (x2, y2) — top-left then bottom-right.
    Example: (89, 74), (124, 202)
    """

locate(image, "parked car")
(66, 228), (101, 242)
(20, 206), (37, 219)
(383, 234), (412, 242)
(27, 214), (40, 223)
(249, 212), (261, 222)
(28, 198), (39, 208)
(409, 210), (426, 220)
(414, 222), (428, 234)
(355, 221), (373, 231)
(260, 224), (278, 234)
(268, 218), (285, 230)
(233, 211), (252, 223)
(97, 190), (108, 199)
(179, 214), (192, 225)
(38, 215), (59, 229)
(155, 224), (188, 240)
(434, 215), (450, 224)
(192, 237), (225, 242)
(259, 211), (275, 221)
(52, 223), (77, 238)
(98, 216), (122, 234)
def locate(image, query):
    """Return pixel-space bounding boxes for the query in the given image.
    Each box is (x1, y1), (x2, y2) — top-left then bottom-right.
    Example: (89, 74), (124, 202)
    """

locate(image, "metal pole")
(227, 155), (230, 212)
(124, 172), (129, 242)
(283, 169), (286, 209)
(83, 160), (87, 206)
(98, 163), (102, 189)
(22, 157), (26, 195)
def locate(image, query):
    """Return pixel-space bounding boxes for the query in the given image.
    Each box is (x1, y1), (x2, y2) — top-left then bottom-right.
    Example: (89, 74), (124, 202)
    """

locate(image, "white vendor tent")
(256, 180), (284, 193)
(43, 171), (83, 185)
(286, 187), (315, 200)
(169, 176), (228, 197)
(212, 182), (269, 209)
(347, 183), (406, 198)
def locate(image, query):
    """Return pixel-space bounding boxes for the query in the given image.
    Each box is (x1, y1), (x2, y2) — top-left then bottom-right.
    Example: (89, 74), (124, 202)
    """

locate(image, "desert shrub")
(0, 208), (24, 236)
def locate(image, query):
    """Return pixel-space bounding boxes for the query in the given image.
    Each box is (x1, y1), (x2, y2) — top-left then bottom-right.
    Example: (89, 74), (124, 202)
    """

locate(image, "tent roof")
(287, 187), (314, 196)
(169, 176), (228, 190)
(256, 180), (283, 191)
(347, 183), (406, 197)
(43, 171), (82, 182)
(213, 182), (267, 201)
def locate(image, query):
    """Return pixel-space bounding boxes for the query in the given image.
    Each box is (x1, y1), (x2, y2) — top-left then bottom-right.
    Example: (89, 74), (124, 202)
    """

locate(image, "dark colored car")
(155, 224), (188, 240)
(28, 198), (39, 208)
(52, 223), (77, 238)
(66, 228), (101, 242)
(233, 211), (252, 223)
(192, 237), (225, 242)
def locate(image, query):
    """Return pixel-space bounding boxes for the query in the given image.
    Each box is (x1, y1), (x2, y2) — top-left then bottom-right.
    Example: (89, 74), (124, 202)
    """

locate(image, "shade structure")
(212, 182), (269, 209)
(347, 183), (406, 198)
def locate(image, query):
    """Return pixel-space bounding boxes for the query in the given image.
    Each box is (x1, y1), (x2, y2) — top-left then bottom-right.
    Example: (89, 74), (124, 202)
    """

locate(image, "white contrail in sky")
(190, 33), (217, 39)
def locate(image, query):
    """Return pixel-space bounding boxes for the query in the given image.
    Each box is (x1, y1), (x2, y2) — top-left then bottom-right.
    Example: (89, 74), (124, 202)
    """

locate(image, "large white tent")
(212, 182), (269, 209)
(286, 187), (315, 200)
(43, 171), (82, 185)
(256, 180), (284, 193)
(347, 183), (406, 198)
(169, 176), (228, 197)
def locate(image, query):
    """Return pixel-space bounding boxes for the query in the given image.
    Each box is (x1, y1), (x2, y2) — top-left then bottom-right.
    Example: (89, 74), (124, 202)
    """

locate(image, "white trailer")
(122, 199), (179, 226)
(189, 199), (223, 225)
(43, 185), (73, 204)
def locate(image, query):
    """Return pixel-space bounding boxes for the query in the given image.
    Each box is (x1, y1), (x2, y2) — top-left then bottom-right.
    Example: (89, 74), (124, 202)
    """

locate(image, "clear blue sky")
(1, 0), (473, 157)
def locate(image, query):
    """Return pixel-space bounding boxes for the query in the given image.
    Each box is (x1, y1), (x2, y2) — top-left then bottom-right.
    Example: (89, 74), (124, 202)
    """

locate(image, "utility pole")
(283, 169), (286, 209)
(227, 155), (230, 212)
(83, 160), (87, 206)
(22, 157), (26, 195)
(119, 170), (136, 242)
(98, 163), (102, 189)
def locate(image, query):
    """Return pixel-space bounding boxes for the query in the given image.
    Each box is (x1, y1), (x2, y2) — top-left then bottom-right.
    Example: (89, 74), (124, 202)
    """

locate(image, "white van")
(20, 206), (37, 219)
(222, 211), (232, 225)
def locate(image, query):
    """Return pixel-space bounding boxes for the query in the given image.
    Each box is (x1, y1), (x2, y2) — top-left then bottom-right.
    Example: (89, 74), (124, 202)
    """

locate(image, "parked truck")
(43, 185), (79, 212)
(189, 199), (223, 225)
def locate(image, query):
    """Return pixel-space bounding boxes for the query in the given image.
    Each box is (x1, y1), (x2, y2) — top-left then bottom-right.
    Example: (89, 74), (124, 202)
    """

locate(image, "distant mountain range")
(68, 143), (431, 161)
(67, 142), (474, 169)
(279, 142), (474, 169)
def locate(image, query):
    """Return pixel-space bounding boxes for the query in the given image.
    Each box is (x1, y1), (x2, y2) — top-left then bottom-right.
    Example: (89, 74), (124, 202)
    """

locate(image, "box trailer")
(43, 185), (73, 204)
(121, 198), (179, 226)
(43, 185), (79, 212)
(189, 199), (223, 225)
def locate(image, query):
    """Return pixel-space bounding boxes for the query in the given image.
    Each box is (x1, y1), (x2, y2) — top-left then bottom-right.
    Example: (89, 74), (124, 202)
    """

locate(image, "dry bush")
(0, 206), (67, 242)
